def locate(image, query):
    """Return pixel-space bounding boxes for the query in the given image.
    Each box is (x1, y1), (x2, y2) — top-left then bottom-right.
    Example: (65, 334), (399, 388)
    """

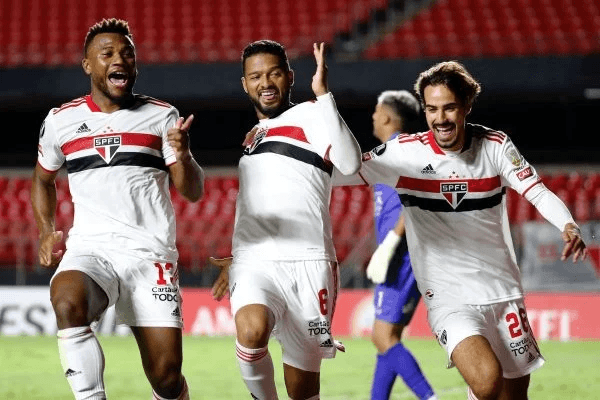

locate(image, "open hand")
(311, 42), (329, 97)
(167, 115), (194, 161)
(210, 256), (233, 301)
(561, 223), (587, 262)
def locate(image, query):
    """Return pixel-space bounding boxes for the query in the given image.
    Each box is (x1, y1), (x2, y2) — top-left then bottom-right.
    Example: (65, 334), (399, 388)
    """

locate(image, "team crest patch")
(94, 135), (121, 163)
(441, 182), (468, 209)
(245, 128), (267, 154)
(504, 146), (523, 167)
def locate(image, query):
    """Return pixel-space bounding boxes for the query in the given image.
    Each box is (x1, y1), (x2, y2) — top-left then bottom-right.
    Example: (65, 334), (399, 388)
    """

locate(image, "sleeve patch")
(516, 166), (533, 181)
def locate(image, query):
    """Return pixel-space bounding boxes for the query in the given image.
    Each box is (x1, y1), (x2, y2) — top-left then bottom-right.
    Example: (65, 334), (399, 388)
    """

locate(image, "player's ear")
(288, 69), (294, 87)
(82, 58), (91, 76)
(241, 77), (248, 94)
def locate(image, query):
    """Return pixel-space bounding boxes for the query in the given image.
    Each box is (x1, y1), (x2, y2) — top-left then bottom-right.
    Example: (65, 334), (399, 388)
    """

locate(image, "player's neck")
(90, 90), (134, 113)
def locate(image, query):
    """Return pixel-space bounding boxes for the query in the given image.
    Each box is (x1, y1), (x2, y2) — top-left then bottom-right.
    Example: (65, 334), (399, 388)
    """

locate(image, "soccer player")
(333, 61), (587, 400)
(30, 19), (203, 400)
(213, 40), (361, 400)
(365, 91), (436, 400)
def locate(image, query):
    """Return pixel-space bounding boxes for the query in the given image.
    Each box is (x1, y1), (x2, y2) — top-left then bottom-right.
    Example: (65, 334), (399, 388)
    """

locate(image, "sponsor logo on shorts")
(319, 339), (334, 348)
(171, 307), (181, 317)
(440, 330), (447, 345)
(509, 336), (533, 357)
(152, 286), (179, 302)
(516, 166), (533, 181)
(308, 320), (331, 336)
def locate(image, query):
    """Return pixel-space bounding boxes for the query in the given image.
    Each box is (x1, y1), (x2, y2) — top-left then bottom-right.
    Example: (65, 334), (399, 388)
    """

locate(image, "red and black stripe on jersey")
(243, 125), (333, 175)
(397, 175), (505, 212)
(61, 132), (167, 173)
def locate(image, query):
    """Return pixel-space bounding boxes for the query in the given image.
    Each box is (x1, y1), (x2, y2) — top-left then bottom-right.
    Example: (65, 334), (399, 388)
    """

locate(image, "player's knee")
(147, 356), (183, 394)
(470, 365), (503, 400)
(237, 324), (270, 348)
(51, 294), (89, 327)
(236, 314), (271, 348)
(370, 326), (398, 354)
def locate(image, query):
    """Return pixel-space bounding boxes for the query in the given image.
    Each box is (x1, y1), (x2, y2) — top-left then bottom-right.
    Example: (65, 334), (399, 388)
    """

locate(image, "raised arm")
(167, 114), (205, 202)
(30, 164), (64, 268)
(312, 43), (361, 175)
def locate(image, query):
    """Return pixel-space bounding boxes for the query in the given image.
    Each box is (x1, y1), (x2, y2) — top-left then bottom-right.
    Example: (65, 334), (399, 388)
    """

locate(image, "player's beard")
(93, 73), (136, 107)
(249, 88), (292, 118)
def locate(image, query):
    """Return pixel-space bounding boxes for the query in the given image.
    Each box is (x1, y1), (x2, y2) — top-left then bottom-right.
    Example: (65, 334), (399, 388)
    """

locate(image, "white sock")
(236, 340), (278, 400)
(152, 376), (190, 400)
(57, 326), (106, 400)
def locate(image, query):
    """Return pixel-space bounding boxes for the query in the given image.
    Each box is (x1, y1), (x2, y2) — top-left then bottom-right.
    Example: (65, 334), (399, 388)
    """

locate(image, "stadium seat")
(0, 0), (379, 66)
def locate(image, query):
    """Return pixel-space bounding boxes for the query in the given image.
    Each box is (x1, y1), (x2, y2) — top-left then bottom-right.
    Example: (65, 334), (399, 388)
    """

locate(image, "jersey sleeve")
(162, 107), (180, 166)
(302, 93), (362, 175)
(496, 135), (542, 195)
(36, 112), (65, 172)
(332, 141), (401, 188)
(495, 135), (574, 230)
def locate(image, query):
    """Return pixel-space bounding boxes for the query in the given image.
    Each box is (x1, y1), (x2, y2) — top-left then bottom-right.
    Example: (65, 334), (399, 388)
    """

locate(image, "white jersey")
(233, 94), (353, 261)
(37, 94), (179, 261)
(335, 124), (546, 307)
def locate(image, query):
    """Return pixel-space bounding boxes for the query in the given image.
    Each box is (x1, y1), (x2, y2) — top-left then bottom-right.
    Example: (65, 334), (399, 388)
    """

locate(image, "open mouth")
(435, 124), (455, 138)
(259, 89), (278, 102)
(108, 71), (129, 89)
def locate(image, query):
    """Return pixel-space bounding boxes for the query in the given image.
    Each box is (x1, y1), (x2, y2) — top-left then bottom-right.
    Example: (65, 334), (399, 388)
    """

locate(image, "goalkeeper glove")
(366, 230), (400, 284)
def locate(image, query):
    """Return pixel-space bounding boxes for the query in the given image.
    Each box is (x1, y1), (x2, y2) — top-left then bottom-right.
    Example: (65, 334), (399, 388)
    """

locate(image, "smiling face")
(82, 32), (137, 111)
(242, 52), (294, 119)
(423, 84), (470, 151)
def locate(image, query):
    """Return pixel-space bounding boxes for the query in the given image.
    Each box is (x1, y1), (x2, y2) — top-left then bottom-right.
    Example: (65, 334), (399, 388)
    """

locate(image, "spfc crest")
(441, 182), (468, 209)
(244, 128), (267, 154)
(94, 135), (121, 163)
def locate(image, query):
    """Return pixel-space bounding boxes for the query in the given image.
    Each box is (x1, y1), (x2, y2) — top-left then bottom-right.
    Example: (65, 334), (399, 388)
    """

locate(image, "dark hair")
(84, 18), (133, 57)
(414, 61), (481, 108)
(377, 90), (421, 134)
(241, 40), (290, 74)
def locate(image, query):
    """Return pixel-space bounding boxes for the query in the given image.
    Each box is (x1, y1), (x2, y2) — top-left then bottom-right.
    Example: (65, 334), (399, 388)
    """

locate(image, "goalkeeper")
(366, 90), (437, 400)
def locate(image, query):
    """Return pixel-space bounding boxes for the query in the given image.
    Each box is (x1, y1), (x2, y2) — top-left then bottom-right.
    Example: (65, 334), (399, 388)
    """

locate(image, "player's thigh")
(276, 260), (338, 373)
(229, 260), (285, 346)
(452, 334), (503, 389)
(50, 252), (118, 326)
(131, 326), (183, 375)
(283, 363), (319, 400)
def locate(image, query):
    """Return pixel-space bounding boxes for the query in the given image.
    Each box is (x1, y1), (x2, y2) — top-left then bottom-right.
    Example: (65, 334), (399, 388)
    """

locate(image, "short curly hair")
(84, 18), (133, 57)
(241, 40), (290, 74)
(414, 61), (481, 108)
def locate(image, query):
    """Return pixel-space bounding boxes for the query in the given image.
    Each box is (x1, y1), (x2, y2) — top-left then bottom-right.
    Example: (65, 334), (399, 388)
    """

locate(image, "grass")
(1, 336), (599, 399)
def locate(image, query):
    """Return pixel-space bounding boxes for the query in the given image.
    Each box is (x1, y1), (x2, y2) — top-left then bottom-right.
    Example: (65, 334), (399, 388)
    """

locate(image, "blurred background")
(0, 0), (599, 334)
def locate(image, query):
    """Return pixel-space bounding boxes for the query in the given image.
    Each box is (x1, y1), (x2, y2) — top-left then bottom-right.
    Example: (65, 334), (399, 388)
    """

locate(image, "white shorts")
(229, 259), (339, 372)
(51, 246), (183, 328)
(428, 299), (545, 379)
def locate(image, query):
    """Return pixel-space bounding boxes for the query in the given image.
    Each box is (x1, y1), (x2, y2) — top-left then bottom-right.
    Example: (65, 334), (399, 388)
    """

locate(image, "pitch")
(1, 336), (598, 399)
